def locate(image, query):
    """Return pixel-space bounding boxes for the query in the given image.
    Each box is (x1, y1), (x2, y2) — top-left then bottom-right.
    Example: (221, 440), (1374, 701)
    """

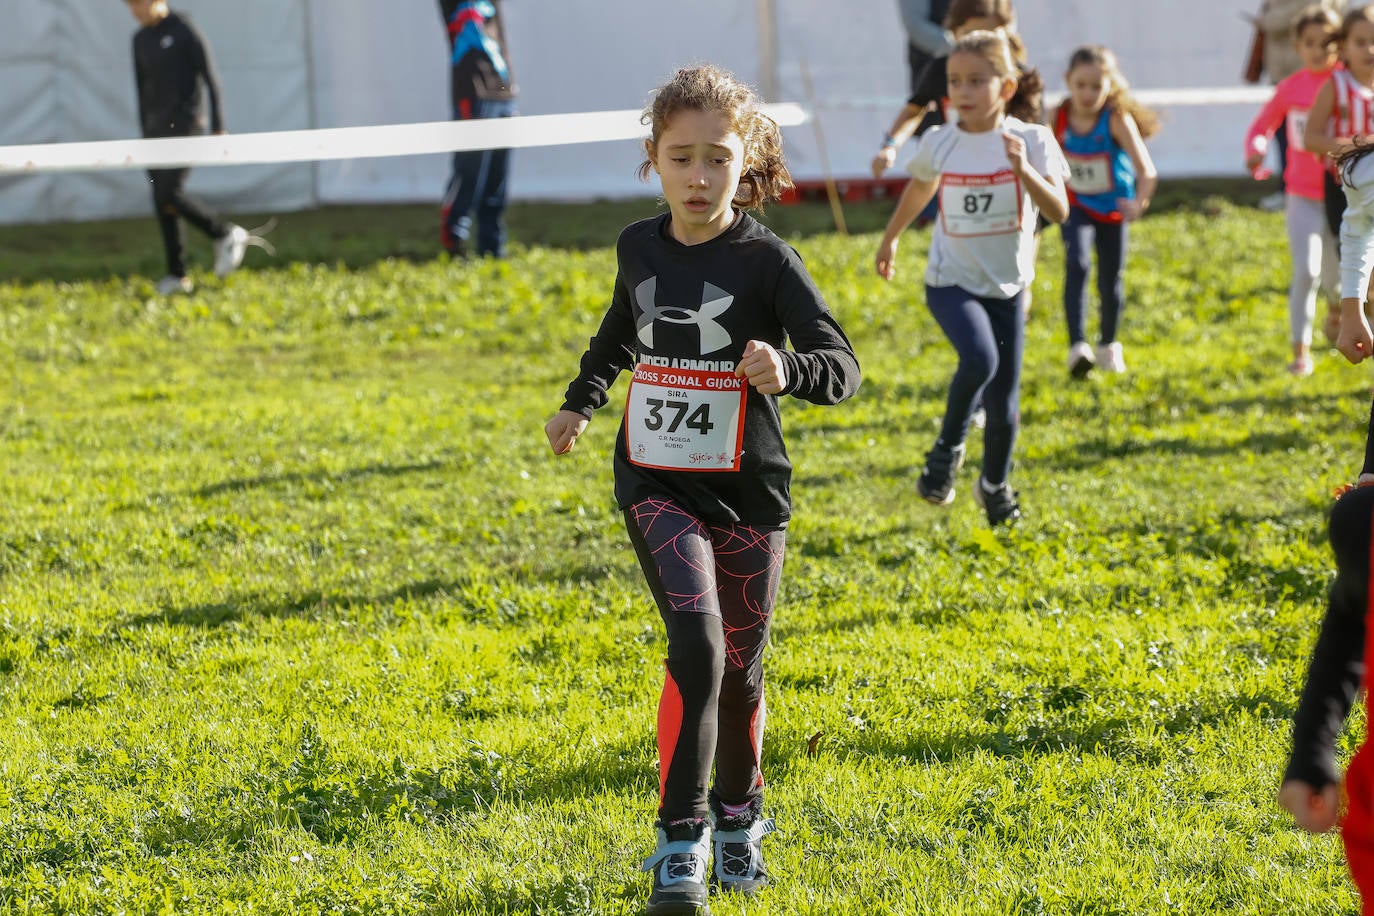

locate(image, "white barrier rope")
(822, 86), (1274, 111)
(0, 103), (810, 175)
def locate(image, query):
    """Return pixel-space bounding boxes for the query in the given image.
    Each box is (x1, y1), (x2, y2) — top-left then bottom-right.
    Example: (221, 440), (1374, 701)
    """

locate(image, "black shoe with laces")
(709, 795), (775, 897)
(642, 819), (711, 915)
(974, 477), (1021, 525)
(916, 441), (966, 505)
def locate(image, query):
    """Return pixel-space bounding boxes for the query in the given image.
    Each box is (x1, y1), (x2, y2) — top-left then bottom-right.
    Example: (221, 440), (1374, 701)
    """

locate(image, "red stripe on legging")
(749, 693), (767, 789)
(657, 664), (683, 803)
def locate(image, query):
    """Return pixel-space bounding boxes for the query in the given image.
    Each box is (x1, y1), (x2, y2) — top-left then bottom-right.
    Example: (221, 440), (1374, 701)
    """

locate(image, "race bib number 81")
(625, 364), (747, 471)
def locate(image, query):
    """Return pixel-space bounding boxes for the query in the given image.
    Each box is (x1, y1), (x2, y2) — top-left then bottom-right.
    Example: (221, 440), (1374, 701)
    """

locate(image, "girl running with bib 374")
(875, 29), (1068, 526)
(545, 64), (861, 915)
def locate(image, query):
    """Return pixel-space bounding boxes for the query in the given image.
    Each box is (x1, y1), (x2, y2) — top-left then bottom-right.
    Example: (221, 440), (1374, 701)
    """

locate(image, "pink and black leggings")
(624, 496), (785, 825)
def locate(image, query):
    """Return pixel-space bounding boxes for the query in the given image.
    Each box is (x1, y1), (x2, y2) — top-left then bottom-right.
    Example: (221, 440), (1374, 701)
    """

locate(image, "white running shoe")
(1067, 341), (1095, 378)
(155, 275), (193, 296)
(1095, 342), (1126, 373)
(1288, 355), (1314, 377)
(213, 224), (249, 277)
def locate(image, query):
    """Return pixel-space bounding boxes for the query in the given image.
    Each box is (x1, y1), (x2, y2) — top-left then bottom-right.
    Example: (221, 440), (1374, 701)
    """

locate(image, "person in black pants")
(438, 0), (517, 258)
(126, 0), (248, 294)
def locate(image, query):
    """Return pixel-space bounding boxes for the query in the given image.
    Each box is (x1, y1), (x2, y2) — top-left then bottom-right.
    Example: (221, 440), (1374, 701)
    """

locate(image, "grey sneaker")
(916, 441), (966, 505)
(642, 820), (711, 915)
(155, 274), (193, 296)
(974, 477), (1021, 525)
(712, 815), (775, 895)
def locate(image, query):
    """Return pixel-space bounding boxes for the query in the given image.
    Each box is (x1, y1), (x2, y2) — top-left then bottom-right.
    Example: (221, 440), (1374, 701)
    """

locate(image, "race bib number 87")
(625, 364), (747, 471)
(940, 170), (1022, 237)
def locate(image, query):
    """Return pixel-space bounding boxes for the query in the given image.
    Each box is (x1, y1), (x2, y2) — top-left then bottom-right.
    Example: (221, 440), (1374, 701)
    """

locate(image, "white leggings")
(1286, 193), (1339, 346)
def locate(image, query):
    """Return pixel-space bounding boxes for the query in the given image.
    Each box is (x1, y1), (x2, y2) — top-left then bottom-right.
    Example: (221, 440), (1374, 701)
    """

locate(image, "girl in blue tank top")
(1052, 45), (1159, 377)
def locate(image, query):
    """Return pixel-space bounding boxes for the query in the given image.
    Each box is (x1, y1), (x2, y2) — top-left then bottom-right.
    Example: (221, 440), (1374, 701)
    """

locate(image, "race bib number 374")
(625, 364), (747, 471)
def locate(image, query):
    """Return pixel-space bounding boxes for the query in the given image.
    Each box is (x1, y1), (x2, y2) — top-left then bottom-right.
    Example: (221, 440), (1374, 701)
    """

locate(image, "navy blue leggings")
(1061, 206), (1128, 346)
(926, 283), (1023, 487)
(441, 97), (515, 257)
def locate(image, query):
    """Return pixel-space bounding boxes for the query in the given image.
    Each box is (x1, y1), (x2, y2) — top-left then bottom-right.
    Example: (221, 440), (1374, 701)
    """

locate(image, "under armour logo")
(160, 35), (175, 49)
(635, 277), (734, 354)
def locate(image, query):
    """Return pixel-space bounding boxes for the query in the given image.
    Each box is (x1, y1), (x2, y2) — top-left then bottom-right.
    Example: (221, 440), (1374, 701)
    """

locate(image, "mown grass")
(0, 179), (1365, 914)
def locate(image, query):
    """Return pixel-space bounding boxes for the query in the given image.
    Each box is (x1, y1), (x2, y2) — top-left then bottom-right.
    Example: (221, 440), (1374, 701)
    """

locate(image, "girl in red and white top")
(1305, 6), (1374, 279)
(874, 30), (1068, 526)
(1246, 5), (1341, 375)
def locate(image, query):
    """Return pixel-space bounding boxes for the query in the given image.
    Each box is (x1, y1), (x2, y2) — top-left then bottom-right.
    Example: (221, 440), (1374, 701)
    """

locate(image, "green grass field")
(0, 182), (1368, 914)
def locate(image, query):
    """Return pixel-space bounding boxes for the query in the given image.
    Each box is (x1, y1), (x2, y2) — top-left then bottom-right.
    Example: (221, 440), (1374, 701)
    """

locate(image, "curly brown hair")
(637, 64), (793, 211)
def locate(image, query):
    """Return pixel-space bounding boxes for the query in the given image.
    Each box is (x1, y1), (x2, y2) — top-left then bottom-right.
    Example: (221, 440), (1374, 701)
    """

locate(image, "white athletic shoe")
(156, 275), (193, 296)
(213, 224), (249, 277)
(1096, 342), (1126, 373)
(1067, 341), (1095, 378)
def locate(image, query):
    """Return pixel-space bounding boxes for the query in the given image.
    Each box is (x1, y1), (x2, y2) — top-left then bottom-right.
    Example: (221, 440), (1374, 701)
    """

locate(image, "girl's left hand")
(1338, 302), (1374, 363)
(1002, 131), (1028, 177)
(1118, 198), (1145, 222)
(736, 340), (787, 394)
(1277, 780), (1340, 834)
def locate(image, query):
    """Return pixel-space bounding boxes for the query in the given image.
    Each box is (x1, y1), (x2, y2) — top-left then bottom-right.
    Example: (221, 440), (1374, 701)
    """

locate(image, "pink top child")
(1246, 64), (1338, 201)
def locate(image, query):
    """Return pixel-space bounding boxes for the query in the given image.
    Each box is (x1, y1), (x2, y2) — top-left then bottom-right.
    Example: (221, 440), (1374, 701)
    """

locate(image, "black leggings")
(625, 496), (785, 823)
(1325, 170), (1346, 261)
(147, 168), (227, 277)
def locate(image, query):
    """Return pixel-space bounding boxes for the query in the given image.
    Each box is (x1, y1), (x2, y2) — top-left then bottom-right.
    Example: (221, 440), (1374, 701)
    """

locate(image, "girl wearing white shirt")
(875, 29), (1068, 525)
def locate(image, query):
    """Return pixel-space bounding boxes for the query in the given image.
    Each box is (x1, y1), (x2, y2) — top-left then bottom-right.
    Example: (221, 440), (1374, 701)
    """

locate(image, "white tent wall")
(0, 0), (1272, 225)
(775, 0), (1259, 188)
(0, 0), (313, 227)
(308, 0), (768, 205)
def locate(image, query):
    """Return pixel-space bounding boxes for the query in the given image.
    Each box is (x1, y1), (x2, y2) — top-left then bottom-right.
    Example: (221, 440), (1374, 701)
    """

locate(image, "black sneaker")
(712, 816), (775, 896)
(642, 820), (711, 915)
(974, 477), (1021, 525)
(916, 442), (966, 505)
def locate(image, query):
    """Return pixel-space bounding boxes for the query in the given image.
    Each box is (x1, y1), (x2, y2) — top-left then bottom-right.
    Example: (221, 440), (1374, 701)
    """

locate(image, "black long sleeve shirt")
(560, 212), (861, 527)
(1284, 478), (1374, 788)
(132, 10), (223, 138)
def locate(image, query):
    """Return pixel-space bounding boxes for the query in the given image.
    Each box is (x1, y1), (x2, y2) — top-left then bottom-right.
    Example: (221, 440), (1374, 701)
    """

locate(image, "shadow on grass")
(119, 577), (457, 630)
(0, 179), (1272, 284)
(186, 458), (447, 499)
(771, 687), (1295, 772)
(1033, 428), (1314, 472)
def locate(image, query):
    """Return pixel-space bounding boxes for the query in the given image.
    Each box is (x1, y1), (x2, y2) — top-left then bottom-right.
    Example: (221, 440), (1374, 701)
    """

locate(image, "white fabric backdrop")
(0, 0), (1261, 225)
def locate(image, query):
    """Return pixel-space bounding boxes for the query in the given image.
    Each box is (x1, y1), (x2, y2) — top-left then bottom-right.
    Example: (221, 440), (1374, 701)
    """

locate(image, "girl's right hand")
(1277, 779), (1340, 834)
(875, 236), (899, 281)
(871, 146), (897, 180)
(1244, 151), (1264, 172)
(545, 410), (589, 455)
(1337, 300), (1374, 363)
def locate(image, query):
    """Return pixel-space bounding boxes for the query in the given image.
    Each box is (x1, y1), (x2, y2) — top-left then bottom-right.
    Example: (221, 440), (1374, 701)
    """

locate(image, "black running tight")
(624, 496), (785, 823)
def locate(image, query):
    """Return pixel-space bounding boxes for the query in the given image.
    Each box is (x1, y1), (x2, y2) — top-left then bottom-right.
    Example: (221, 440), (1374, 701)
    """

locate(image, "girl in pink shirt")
(1245, 6), (1341, 375)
